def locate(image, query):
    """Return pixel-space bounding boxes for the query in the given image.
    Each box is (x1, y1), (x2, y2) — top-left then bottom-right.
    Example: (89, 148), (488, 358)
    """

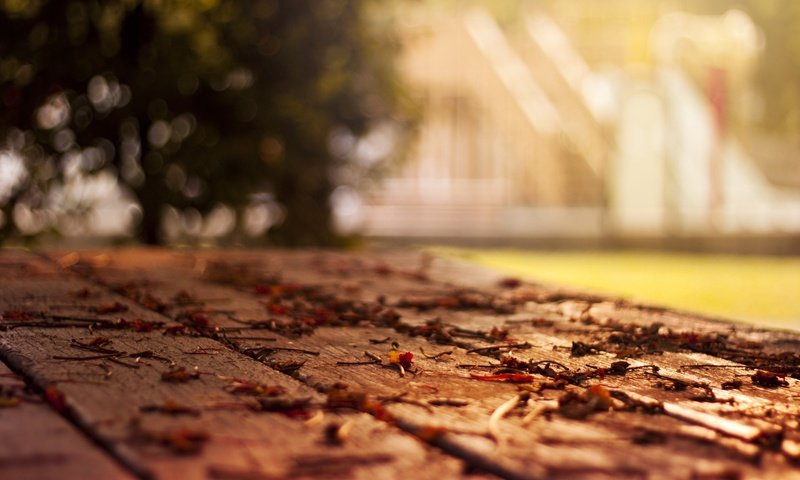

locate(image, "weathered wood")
(0, 251), (472, 480)
(0, 362), (135, 480)
(48, 250), (536, 479)
(52, 248), (800, 480)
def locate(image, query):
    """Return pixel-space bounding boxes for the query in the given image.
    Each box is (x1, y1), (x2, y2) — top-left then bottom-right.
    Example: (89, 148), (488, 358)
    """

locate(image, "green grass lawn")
(434, 248), (800, 331)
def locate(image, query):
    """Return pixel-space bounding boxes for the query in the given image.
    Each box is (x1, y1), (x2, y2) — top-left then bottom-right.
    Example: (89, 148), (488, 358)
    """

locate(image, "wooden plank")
(368, 269), (800, 462)
(49, 249), (535, 479)
(0, 250), (472, 480)
(0, 361), (135, 480)
(66, 248), (800, 479)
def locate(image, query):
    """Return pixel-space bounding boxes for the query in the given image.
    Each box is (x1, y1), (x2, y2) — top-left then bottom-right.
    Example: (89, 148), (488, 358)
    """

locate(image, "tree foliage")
(0, 0), (407, 244)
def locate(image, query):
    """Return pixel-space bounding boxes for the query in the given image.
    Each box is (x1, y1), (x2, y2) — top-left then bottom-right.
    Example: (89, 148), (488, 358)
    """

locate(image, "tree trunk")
(137, 194), (161, 245)
(134, 113), (162, 246)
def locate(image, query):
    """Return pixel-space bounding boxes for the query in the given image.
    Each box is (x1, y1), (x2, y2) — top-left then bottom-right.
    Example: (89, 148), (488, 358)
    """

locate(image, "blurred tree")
(0, 0), (408, 244)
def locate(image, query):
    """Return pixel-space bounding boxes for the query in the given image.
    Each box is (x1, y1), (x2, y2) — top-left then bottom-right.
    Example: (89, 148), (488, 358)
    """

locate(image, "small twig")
(456, 363), (502, 370)
(304, 409), (325, 427)
(529, 360), (571, 371)
(428, 398), (470, 407)
(53, 353), (122, 361)
(129, 351), (174, 364)
(244, 347), (320, 360)
(219, 336), (277, 341)
(107, 357), (141, 369)
(378, 392), (433, 412)
(182, 347), (222, 355)
(96, 363), (113, 379)
(627, 364), (660, 372)
(521, 400), (558, 425)
(364, 351), (383, 363)
(613, 389), (767, 443)
(679, 364), (752, 371)
(369, 337), (391, 344)
(70, 343), (119, 355)
(662, 402), (763, 442)
(420, 347), (454, 359)
(488, 394), (524, 443)
(466, 342), (531, 354)
(645, 370), (707, 390)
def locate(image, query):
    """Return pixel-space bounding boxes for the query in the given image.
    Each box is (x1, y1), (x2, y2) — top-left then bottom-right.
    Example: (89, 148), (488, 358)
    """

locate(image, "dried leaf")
(43, 386), (66, 413)
(751, 370), (788, 388)
(387, 351), (413, 369)
(224, 379), (286, 397)
(161, 366), (200, 383)
(570, 341), (597, 357)
(557, 385), (615, 419)
(721, 380), (743, 390)
(143, 427), (209, 454)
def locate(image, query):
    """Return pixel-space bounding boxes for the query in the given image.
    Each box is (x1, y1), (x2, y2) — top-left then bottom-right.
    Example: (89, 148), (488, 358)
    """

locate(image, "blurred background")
(1, 1), (798, 327)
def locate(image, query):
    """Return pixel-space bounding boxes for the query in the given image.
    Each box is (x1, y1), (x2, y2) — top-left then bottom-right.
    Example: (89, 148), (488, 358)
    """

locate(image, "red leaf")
(44, 386), (66, 412)
(398, 352), (414, 369)
(268, 304), (288, 315)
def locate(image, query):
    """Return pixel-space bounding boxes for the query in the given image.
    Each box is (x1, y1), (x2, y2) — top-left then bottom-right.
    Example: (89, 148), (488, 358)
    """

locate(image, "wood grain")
(52, 247), (800, 480)
(0, 250), (472, 480)
(0, 362), (135, 480)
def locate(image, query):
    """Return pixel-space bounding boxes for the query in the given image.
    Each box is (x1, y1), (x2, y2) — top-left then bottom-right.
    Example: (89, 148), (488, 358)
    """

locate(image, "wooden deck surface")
(1, 248), (799, 480)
